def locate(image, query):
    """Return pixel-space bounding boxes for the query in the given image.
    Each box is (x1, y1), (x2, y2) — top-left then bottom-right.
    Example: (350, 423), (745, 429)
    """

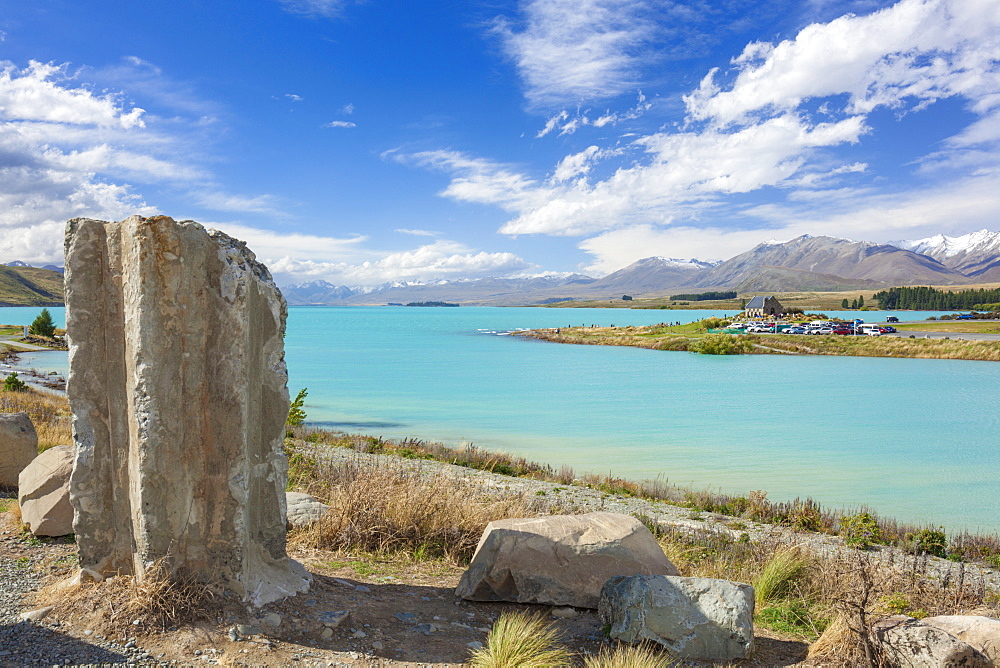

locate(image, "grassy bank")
(285, 429), (999, 663)
(518, 322), (1000, 361)
(286, 426), (1000, 569)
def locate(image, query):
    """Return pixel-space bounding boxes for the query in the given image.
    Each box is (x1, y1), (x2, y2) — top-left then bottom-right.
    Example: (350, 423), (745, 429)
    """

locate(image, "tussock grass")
(583, 643), (675, 667)
(468, 612), (572, 668)
(752, 547), (811, 610)
(287, 450), (555, 562)
(0, 386), (72, 451)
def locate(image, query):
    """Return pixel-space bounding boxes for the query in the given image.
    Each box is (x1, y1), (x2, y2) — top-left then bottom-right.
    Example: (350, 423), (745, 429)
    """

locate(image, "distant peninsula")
(405, 301), (459, 307)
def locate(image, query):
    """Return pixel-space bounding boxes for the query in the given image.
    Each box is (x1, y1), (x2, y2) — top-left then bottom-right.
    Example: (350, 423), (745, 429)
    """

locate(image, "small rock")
(371, 641), (384, 651)
(394, 612), (417, 624)
(321, 628), (333, 639)
(19, 606), (54, 622)
(551, 606), (577, 618)
(83, 630), (93, 636)
(355, 585), (371, 593)
(411, 623), (435, 635)
(237, 624), (263, 636)
(467, 641), (484, 650)
(227, 627), (240, 642)
(351, 629), (367, 639)
(263, 612), (282, 628)
(194, 649), (203, 656)
(317, 610), (350, 628)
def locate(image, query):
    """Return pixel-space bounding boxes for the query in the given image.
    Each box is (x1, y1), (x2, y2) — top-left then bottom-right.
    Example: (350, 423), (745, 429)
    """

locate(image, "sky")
(1, 0), (999, 287)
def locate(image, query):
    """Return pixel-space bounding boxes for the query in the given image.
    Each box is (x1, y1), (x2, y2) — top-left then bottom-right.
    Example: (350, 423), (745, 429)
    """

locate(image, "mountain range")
(282, 230), (1000, 306)
(0, 263), (65, 306)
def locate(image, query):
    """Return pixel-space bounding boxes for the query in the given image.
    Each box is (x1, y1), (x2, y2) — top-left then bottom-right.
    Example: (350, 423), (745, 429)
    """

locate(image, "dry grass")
(40, 558), (216, 633)
(287, 448), (557, 562)
(0, 386), (72, 450)
(583, 643), (675, 667)
(468, 611), (573, 668)
(658, 523), (999, 660)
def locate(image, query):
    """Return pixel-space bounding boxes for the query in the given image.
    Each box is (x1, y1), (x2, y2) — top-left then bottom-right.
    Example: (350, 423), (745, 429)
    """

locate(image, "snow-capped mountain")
(889, 230), (1000, 278)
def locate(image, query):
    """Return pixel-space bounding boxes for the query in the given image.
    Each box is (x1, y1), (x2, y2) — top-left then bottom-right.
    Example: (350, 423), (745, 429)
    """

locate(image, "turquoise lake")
(3, 305), (998, 533)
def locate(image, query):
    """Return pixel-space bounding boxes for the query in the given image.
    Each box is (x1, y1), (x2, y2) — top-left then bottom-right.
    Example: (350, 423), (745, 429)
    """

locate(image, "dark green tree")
(29, 308), (56, 337)
(851, 299), (858, 309)
(841, 298), (849, 308)
(858, 295), (865, 308)
(3, 372), (27, 392)
(287, 388), (308, 426)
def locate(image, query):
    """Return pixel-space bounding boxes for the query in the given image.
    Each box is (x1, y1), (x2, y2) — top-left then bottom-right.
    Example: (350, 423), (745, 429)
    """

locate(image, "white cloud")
(684, 0), (1000, 125)
(341, 103), (355, 115)
(194, 191), (280, 214)
(285, 93), (304, 102)
(387, 149), (546, 211)
(324, 120), (356, 128)
(0, 61), (145, 128)
(266, 239), (533, 285)
(277, 0), (350, 18)
(395, 228), (439, 237)
(494, 0), (659, 109)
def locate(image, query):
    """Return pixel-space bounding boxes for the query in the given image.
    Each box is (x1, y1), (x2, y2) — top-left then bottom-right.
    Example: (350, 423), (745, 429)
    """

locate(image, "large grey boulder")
(873, 615), (991, 667)
(18, 444), (74, 536)
(286, 492), (330, 529)
(0, 412), (38, 488)
(65, 215), (311, 606)
(455, 512), (677, 609)
(599, 574), (755, 662)
(922, 616), (1000, 665)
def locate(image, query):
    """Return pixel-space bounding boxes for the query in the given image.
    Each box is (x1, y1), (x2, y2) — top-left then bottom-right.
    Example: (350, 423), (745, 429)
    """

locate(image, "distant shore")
(517, 320), (1000, 361)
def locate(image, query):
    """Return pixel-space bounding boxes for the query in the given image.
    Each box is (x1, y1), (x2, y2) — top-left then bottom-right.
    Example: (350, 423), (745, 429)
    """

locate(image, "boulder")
(599, 574), (755, 662)
(455, 511), (677, 609)
(0, 412), (38, 488)
(65, 215), (311, 606)
(922, 615), (1000, 665)
(17, 444), (74, 536)
(286, 492), (330, 529)
(873, 615), (991, 667)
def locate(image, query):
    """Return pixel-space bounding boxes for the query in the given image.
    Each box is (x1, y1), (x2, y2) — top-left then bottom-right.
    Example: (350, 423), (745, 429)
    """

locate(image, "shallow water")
(3, 305), (996, 533)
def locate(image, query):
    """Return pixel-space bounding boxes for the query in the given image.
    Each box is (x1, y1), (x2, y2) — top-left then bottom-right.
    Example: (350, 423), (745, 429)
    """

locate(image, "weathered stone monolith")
(65, 215), (311, 606)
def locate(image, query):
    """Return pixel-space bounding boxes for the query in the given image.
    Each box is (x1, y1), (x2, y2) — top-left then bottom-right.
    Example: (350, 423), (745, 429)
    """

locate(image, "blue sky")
(1, 0), (999, 286)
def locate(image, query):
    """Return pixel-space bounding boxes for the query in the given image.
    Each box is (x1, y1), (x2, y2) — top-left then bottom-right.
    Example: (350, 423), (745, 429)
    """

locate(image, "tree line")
(669, 291), (737, 301)
(872, 286), (1000, 310)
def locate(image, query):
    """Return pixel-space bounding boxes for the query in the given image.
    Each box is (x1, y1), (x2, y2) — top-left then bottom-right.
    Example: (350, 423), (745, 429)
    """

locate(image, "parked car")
(814, 327), (834, 335)
(785, 326), (808, 334)
(832, 326), (853, 335)
(886, 316), (899, 322)
(957, 314), (975, 320)
(881, 326), (896, 333)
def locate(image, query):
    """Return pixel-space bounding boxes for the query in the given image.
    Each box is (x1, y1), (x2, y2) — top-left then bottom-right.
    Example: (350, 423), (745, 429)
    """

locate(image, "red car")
(832, 326), (853, 335)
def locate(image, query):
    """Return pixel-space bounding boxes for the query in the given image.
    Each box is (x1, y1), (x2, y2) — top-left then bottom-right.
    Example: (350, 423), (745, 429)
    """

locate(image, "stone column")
(65, 215), (310, 606)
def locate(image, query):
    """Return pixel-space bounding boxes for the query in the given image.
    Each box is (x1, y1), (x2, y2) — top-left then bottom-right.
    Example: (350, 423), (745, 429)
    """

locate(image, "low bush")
(839, 512), (883, 549)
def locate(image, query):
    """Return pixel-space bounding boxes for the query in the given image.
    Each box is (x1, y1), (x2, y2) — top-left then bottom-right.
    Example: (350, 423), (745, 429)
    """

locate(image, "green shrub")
(690, 334), (754, 355)
(907, 527), (948, 558)
(839, 512), (883, 549)
(2, 373), (27, 392)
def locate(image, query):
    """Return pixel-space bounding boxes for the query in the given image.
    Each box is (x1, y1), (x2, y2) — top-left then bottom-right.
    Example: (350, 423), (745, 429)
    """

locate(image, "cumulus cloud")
(494, 0), (660, 110)
(265, 239), (533, 286)
(402, 0), (1000, 271)
(0, 59), (279, 264)
(324, 120), (357, 128)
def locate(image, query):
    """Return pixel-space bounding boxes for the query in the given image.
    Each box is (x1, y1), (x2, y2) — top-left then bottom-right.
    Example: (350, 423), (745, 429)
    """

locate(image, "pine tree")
(841, 298), (849, 308)
(3, 373), (27, 392)
(287, 388), (308, 426)
(858, 295), (864, 308)
(29, 308), (56, 337)
(851, 299), (858, 309)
